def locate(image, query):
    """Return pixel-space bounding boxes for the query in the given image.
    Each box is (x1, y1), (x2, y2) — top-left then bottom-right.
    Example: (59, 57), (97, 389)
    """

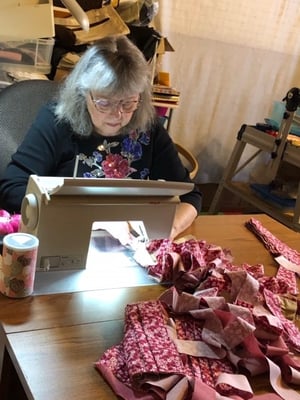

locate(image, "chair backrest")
(0, 79), (59, 177)
(174, 141), (199, 180)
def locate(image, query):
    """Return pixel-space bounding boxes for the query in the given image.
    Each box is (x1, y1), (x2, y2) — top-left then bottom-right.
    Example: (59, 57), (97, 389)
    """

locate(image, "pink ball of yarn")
(0, 210), (21, 234)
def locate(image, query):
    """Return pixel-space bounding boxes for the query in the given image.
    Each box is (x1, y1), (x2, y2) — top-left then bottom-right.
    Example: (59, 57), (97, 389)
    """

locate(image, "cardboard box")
(0, 1), (55, 41)
(156, 37), (175, 54)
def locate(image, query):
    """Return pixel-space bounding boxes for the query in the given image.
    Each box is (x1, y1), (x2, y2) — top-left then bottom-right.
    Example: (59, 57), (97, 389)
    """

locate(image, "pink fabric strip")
(245, 217), (300, 265)
(267, 358), (300, 400)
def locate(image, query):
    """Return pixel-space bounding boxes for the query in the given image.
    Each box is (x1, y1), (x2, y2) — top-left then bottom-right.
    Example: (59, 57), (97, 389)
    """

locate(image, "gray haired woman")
(0, 35), (202, 240)
(55, 35), (155, 136)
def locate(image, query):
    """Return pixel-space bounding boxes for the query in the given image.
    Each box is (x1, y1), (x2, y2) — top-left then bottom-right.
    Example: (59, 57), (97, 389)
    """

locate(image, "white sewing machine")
(20, 175), (193, 271)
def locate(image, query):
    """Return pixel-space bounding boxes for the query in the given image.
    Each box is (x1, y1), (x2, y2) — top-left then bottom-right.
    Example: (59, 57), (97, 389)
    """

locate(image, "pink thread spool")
(0, 233), (39, 298)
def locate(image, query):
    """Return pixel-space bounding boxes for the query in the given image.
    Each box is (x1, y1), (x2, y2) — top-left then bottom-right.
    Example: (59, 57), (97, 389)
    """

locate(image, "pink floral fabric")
(96, 284), (300, 399)
(245, 217), (300, 265)
(145, 235), (298, 298)
(95, 218), (300, 399)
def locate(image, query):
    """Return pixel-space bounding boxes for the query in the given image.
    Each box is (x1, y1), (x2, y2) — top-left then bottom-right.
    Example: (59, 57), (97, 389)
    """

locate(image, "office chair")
(0, 79), (60, 177)
(0, 79), (59, 251)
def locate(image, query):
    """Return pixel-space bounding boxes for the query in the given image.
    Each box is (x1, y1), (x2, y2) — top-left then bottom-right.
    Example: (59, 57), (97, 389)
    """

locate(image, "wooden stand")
(209, 108), (300, 232)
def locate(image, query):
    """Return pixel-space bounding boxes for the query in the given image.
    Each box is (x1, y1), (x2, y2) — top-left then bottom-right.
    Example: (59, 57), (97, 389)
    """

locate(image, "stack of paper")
(152, 84), (180, 105)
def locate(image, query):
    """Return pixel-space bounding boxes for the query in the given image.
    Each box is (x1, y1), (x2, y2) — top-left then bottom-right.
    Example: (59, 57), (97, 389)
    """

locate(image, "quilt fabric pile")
(95, 218), (300, 400)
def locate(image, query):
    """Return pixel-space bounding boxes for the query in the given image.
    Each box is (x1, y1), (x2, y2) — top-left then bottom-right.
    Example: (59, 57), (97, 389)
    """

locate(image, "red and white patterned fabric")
(95, 218), (300, 399)
(96, 286), (300, 399)
(245, 218), (300, 266)
(145, 234), (298, 298)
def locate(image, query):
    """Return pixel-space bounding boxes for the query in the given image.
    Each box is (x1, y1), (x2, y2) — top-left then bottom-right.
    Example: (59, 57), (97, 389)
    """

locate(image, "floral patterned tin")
(0, 233), (39, 298)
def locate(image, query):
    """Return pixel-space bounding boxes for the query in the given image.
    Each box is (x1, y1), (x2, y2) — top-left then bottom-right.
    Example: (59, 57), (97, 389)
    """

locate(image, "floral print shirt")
(78, 130), (151, 180)
(0, 104), (202, 214)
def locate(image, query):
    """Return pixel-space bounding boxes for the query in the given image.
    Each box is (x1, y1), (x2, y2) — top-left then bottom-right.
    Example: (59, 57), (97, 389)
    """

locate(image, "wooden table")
(0, 214), (299, 399)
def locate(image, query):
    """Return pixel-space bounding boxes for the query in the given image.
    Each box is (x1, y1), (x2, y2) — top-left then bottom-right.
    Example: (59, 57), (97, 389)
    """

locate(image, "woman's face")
(86, 92), (140, 136)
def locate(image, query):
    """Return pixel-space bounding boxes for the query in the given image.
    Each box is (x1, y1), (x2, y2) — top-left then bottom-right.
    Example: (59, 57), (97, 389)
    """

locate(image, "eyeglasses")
(90, 93), (141, 114)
